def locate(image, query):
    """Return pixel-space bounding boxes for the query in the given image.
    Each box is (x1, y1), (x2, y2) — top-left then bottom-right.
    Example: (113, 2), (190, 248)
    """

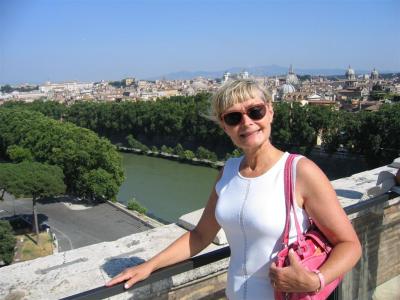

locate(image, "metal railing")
(61, 191), (398, 300)
(60, 247), (230, 300)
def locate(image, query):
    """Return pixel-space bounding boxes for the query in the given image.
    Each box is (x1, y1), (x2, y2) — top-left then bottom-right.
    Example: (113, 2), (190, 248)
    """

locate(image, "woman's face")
(220, 98), (274, 152)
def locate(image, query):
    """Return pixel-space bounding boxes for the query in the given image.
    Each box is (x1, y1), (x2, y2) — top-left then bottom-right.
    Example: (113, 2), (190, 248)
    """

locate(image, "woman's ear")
(267, 103), (274, 122)
(217, 117), (227, 132)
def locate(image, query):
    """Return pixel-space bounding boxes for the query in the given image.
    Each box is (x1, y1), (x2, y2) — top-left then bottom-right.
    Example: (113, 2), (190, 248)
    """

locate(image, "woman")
(107, 79), (361, 299)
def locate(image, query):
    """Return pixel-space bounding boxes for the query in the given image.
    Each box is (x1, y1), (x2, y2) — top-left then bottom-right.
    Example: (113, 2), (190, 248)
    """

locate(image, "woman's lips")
(239, 129), (261, 138)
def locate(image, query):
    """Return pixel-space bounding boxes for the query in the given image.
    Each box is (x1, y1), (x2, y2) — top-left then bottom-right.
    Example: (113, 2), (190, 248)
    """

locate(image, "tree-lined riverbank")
(3, 98), (399, 168)
(117, 153), (218, 223)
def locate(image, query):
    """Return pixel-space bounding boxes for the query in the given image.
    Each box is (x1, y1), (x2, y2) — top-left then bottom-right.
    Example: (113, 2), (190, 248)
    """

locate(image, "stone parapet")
(1, 160), (399, 300)
(178, 209), (228, 245)
(0, 224), (228, 300)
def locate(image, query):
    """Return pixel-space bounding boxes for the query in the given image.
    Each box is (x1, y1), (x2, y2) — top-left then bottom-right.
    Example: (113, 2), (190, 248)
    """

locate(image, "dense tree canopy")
(3, 98), (400, 167)
(0, 109), (124, 200)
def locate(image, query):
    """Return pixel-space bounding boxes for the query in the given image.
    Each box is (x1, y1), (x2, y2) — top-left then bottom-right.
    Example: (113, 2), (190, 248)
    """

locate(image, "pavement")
(0, 193), (152, 252)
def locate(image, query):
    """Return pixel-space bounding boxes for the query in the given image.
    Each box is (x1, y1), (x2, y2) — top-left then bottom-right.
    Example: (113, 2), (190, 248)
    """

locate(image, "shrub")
(0, 221), (16, 265)
(127, 198), (147, 214)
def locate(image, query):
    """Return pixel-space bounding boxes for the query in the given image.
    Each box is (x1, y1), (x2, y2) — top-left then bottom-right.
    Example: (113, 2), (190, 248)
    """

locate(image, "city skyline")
(1, 0), (399, 85)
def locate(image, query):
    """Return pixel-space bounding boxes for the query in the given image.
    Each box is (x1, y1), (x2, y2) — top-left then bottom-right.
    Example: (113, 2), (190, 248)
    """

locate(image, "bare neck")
(241, 143), (284, 176)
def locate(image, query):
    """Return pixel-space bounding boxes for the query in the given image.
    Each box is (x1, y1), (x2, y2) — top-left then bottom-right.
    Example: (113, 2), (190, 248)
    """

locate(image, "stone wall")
(0, 162), (399, 300)
(341, 195), (400, 300)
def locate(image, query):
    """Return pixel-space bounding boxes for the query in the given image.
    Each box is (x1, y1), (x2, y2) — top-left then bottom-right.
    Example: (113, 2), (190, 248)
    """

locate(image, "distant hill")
(152, 65), (396, 80)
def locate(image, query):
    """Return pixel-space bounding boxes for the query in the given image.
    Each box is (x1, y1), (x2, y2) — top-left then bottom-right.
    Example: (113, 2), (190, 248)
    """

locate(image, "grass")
(15, 232), (54, 262)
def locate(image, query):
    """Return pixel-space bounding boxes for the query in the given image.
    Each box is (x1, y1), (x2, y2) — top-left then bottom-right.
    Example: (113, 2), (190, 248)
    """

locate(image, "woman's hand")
(269, 249), (320, 293)
(106, 262), (153, 289)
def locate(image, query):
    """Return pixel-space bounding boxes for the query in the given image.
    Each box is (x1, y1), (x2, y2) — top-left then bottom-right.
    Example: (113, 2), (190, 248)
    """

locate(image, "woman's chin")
(237, 132), (267, 149)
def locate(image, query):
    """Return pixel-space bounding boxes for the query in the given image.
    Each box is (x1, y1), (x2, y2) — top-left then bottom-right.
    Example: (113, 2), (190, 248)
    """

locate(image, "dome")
(286, 64), (299, 85)
(191, 81), (208, 90)
(286, 74), (299, 85)
(346, 65), (355, 76)
(371, 68), (379, 79)
(280, 83), (296, 94)
(345, 65), (356, 81)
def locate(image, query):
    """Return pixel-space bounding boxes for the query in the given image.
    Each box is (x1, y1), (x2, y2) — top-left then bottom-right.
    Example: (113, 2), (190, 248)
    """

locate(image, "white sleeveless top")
(215, 152), (310, 300)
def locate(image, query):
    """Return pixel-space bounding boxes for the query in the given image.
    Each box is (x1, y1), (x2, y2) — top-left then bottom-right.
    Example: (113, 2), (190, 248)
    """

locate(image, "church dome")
(286, 64), (299, 85)
(345, 65), (356, 82)
(371, 68), (379, 79)
(280, 83), (296, 95)
(191, 81), (207, 90)
(346, 65), (355, 77)
(286, 74), (299, 85)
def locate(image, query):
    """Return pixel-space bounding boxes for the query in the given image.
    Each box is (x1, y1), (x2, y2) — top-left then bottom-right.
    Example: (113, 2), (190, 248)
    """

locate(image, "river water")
(117, 151), (368, 223)
(117, 153), (218, 223)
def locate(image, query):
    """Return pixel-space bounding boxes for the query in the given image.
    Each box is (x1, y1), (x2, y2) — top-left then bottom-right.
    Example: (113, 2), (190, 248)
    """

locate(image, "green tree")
(0, 162), (66, 238)
(0, 109), (124, 200)
(230, 148), (243, 158)
(0, 84), (13, 93)
(6, 145), (33, 162)
(183, 150), (195, 161)
(174, 143), (184, 157)
(151, 146), (159, 153)
(271, 102), (291, 148)
(0, 221), (16, 265)
(160, 145), (168, 153)
(196, 146), (217, 161)
(82, 168), (119, 202)
(126, 134), (149, 151)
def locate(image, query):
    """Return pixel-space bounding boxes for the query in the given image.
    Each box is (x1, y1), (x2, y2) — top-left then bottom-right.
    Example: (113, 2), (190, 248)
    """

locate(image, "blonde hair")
(210, 79), (272, 122)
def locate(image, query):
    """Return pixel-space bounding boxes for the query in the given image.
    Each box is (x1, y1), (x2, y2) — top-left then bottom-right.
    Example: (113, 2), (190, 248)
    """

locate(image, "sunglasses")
(221, 104), (267, 126)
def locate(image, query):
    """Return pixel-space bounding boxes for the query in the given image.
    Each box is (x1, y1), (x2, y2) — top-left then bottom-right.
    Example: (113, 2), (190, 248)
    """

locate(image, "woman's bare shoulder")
(296, 157), (328, 182)
(295, 157), (335, 203)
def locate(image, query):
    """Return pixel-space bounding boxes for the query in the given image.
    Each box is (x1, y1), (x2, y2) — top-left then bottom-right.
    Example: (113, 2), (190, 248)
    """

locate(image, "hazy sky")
(1, 0), (399, 84)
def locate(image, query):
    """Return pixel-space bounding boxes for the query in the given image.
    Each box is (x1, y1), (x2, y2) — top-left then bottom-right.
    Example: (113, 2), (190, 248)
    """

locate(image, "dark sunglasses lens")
(248, 106), (266, 120)
(223, 112), (242, 126)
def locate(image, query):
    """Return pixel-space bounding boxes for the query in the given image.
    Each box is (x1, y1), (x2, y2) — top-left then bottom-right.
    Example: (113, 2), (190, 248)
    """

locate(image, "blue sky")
(1, 0), (399, 84)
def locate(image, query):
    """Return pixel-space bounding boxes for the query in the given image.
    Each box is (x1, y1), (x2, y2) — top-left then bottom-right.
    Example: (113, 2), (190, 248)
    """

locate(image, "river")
(117, 151), (368, 223)
(117, 153), (218, 223)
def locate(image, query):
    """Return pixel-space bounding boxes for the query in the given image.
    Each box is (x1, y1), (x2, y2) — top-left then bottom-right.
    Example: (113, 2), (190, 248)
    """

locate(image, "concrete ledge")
(331, 163), (399, 219)
(0, 223), (228, 300)
(107, 200), (165, 228)
(178, 209), (228, 245)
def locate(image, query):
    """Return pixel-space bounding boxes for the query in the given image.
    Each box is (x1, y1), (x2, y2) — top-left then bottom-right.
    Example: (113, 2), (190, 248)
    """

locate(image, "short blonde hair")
(211, 79), (272, 121)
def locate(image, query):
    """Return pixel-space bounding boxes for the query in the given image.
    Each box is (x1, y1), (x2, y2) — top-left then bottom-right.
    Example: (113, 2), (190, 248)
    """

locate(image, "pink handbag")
(274, 154), (342, 300)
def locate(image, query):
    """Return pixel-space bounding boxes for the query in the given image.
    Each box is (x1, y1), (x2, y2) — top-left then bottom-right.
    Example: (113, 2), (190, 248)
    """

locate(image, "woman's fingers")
(106, 268), (137, 287)
(269, 253), (318, 293)
(107, 264), (153, 290)
(287, 249), (300, 268)
(124, 273), (141, 289)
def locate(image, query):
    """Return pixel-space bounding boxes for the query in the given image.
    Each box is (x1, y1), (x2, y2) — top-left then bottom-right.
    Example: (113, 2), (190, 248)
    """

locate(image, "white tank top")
(215, 152), (310, 300)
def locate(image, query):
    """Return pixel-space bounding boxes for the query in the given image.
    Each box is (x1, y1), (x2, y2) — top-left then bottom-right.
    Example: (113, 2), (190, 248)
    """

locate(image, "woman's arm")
(270, 158), (361, 293)
(106, 171), (222, 289)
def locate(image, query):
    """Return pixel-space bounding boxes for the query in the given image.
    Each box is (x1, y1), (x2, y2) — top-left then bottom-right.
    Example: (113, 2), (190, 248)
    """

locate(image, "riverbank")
(118, 145), (369, 180)
(117, 146), (225, 169)
(107, 200), (165, 228)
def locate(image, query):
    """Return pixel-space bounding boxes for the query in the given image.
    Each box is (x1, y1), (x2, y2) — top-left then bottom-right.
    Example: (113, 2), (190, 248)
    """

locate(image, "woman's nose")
(241, 113), (254, 125)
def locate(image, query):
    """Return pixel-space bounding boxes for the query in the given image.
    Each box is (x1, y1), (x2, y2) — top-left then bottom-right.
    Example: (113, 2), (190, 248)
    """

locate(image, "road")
(0, 193), (152, 252)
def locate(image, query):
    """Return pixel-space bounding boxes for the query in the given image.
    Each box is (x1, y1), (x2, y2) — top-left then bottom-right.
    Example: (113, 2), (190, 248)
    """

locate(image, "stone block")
(178, 209), (228, 245)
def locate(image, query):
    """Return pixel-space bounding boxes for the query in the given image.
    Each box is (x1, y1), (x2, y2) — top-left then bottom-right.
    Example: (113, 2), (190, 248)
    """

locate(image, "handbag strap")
(282, 153), (305, 247)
